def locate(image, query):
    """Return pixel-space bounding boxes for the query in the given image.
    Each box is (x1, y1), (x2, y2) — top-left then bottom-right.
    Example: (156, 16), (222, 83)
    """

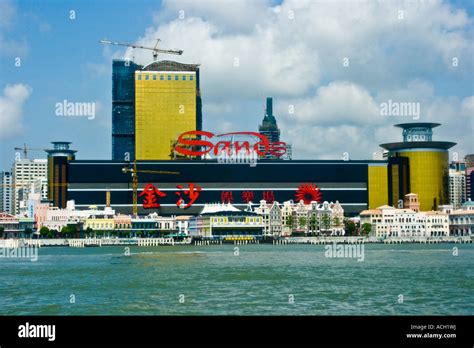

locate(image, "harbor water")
(0, 244), (472, 315)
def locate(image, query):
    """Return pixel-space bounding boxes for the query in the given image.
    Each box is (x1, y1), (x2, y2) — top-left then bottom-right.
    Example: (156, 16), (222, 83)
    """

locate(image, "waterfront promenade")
(0, 235), (471, 248)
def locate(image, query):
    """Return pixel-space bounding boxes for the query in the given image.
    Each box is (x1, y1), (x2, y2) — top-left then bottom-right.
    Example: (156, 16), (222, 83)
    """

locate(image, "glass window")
(167, 75), (171, 80)
(145, 75), (149, 80)
(160, 75), (164, 80)
(175, 75), (179, 80)
(137, 75), (142, 80)
(152, 75), (156, 80)
(182, 75), (186, 80)
(190, 75), (194, 81)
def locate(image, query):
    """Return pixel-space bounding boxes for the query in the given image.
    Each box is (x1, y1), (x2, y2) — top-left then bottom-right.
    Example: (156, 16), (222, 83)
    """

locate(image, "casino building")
(46, 59), (457, 217)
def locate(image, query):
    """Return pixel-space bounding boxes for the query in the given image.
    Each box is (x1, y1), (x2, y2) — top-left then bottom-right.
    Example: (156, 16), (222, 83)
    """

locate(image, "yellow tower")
(135, 61), (202, 160)
(380, 123), (456, 211)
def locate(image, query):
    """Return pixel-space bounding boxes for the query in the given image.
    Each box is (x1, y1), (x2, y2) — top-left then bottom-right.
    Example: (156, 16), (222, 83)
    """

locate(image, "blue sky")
(0, 0), (473, 169)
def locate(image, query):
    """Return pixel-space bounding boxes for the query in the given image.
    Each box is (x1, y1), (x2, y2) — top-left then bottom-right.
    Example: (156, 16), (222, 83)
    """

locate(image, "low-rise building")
(360, 205), (449, 237)
(449, 200), (474, 236)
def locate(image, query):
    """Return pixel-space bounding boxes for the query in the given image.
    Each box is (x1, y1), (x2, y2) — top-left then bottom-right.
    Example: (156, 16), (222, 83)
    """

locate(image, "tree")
(39, 226), (50, 239)
(321, 214), (331, 232)
(361, 223), (372, 236)
(285, 215), (295, 231)
(298, 216), (307, 232)
(85, 227), (93, 238)
(24, 227), (33, 238)
(344, 219), (356, 236)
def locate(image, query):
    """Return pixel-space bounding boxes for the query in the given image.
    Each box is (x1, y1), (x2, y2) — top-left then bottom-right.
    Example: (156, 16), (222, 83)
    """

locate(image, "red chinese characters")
(139, 183), (202, 209)
(242, 191), (254, 203)
(262, 190), (275, 203)
(176, 183), (202, 209)
(138, 183), (166, 208)
(221, 191), (233, 203)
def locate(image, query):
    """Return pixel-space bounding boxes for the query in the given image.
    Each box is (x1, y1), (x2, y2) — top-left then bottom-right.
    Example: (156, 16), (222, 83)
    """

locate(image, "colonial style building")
(449, 200), (474, 236)
(359, 205), (449, 238)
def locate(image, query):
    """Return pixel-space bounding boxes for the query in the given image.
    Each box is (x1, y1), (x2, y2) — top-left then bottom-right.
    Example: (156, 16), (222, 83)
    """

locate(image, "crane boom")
(99, 39), (183, 60)
(122, 161), (180, 216)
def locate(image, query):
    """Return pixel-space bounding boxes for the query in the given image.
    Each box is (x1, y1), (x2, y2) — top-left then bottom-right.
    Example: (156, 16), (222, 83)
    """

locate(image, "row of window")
(137, 74), (194, 81)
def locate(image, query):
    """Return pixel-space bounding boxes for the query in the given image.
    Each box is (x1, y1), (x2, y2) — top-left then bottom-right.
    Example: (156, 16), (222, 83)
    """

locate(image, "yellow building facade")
(368, 164), (389, 209)
(395, 150), (449, 211)
(135, 71), (197, 160)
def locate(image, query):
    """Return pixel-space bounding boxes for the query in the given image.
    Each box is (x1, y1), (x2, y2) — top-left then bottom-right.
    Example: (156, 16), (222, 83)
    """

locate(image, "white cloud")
(0, 0), (28, 57)
(101, 0), (473, 159)
(0, 84), (32, 138)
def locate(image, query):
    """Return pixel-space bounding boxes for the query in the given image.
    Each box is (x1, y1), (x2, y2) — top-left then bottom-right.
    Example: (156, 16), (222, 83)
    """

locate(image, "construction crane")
(99, 38), (183, 61)
(14, 144), (48, 159)
(122, 161), (180, 216)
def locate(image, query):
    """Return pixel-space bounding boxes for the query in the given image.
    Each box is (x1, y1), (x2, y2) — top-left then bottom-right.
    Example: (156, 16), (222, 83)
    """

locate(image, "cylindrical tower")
(46, 142), (77, 208)
(380, 123), (456, 211)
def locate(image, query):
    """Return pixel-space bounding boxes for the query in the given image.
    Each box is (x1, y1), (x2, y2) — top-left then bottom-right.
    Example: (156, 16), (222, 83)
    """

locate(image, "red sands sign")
(174, 130), (287, 157)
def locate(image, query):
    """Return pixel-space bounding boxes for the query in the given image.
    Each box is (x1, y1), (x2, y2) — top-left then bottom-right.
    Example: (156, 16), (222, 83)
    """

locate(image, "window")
(175, 75), (179, 80)
(167, 75), (171, 80)
(182, 75), (186, 80)
(145, 75), (149, 80)
(152, 75), (156, 80)
(160, 75), (164, 80)
(190, 75), (194, 81)
(137, 75), (142, 80)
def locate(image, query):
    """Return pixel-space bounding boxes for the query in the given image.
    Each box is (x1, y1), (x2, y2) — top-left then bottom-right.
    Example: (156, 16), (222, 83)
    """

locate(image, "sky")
(0, 0), (473, 170)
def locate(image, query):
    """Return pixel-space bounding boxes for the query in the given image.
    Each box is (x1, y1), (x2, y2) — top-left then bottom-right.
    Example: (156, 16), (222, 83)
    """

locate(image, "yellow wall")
(84, 218), (115, 230)
(135, 71), (197, 160)
(396, 150), (448, 211)
(368, 164), (388, 209)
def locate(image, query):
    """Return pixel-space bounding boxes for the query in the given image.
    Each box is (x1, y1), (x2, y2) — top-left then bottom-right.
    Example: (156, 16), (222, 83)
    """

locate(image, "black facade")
(67, 159), (382, 216)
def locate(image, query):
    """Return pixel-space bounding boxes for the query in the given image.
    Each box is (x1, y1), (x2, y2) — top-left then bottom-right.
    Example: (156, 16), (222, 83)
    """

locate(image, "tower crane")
(99, 38), (183, 61)
(14, 144), (48, 159)
(122, 161), (180, 216)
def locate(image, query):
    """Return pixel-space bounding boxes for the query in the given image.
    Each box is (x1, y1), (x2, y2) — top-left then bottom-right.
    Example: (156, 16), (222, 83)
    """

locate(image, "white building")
(0, 170), (12, 214)
(449, 200), (474, 236)
(449, 169), (466, 209)
(360, 205), (449, 238)
(11, 158), (47, 215)
(254, 199), (345, 236)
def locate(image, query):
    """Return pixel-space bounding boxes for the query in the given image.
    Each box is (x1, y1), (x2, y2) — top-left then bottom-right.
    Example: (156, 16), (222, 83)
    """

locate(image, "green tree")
(285, 215), (294, 231)
(39, 226), (50, 239)
(24, 227), (33, 238)
(85, 227), (93, 238)
(321, 214), (331, 231)
(344, 219), (356, 236)
(298, 216), (307, 232)
(361, 223), (372, 236)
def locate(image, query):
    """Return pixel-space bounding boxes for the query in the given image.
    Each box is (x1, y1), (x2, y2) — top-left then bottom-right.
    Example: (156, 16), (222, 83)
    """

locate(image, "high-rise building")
(464, 154), (474, 201)
(380, 123), (456, 211)
(258, 97), (281, 159)
(11, 159), (47, 214)
(0, 171), (12, 213)
(135, 61), (202, 160)
(46, 142), (77, 209)
(112, 60), (141, 161)
(449, 168), (466, 209)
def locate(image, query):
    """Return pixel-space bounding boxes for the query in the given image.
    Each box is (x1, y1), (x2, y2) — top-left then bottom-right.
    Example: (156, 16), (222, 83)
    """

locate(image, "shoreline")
(0, 236), (472, 248)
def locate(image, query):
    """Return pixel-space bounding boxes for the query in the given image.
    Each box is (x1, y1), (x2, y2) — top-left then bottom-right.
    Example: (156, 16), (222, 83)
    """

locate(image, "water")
(0, 244), (472, 315)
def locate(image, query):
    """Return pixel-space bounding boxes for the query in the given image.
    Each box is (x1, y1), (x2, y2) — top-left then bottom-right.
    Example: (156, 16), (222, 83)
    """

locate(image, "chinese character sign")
(176, 183), (202, 209)
(139, 183), (202, 209)
(138, 183), (166, 208)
